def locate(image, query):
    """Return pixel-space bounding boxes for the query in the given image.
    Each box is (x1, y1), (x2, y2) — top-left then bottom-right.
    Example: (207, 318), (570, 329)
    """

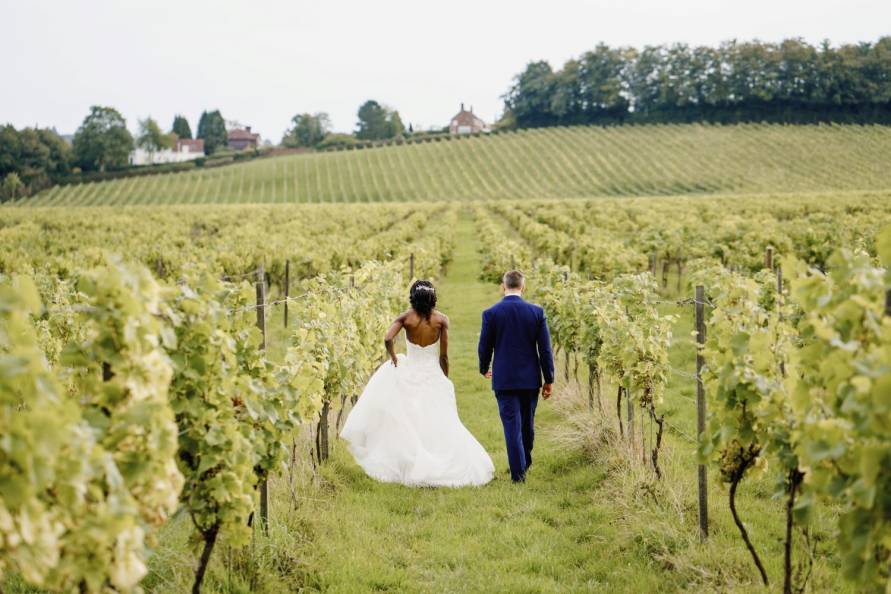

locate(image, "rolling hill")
(19, 122), (891, 206)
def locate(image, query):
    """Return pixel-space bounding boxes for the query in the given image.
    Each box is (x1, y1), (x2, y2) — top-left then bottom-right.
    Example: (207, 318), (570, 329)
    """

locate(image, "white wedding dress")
(340, 338), (495, 487)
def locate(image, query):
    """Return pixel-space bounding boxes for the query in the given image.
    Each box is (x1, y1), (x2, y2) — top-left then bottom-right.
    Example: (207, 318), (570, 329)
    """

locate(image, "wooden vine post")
(765, 246), (774, 270)
(777, 264), (786, 378)
(283, 260), (290, 329)
(255, 264), (269, 532)
(627, 385), (634, 449)
(409, 253), (415, 279)
(318, 401), (330, 463)
(562, 270), (570, 381)
(676, 259), (684, 293)
(885, 289), (890, 316)
(616, 387), (624, 437)
(695, 285), (709, 542)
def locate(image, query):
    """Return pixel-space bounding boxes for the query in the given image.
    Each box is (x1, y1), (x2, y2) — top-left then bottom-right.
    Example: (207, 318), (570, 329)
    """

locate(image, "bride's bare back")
(401, 309), (447, 346)
(384, 309), (450, 376)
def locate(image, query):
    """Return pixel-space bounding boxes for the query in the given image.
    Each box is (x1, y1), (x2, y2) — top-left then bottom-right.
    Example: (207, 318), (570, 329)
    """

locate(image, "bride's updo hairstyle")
(410, 280), (437, 320)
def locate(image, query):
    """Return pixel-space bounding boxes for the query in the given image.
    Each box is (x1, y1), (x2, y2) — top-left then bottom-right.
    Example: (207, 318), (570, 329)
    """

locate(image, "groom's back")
(480, 296), (553, 391)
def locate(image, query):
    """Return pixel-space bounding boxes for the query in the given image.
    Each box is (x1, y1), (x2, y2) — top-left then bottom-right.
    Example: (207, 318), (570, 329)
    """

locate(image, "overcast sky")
(3, 0), (889, 141)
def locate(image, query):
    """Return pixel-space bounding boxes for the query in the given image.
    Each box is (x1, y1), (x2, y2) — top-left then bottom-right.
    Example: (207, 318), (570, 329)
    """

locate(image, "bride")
(340, 280), (495, 487)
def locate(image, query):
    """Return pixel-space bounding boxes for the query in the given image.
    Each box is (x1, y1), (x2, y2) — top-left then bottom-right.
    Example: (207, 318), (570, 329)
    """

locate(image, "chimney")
(246, 126), (251, 133)
(460, 102), (464, 112)
(470, 105), (474, 114)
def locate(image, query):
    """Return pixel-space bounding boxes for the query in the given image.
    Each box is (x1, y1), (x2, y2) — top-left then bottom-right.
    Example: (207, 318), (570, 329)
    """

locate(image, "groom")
(478, 270), (555, 483)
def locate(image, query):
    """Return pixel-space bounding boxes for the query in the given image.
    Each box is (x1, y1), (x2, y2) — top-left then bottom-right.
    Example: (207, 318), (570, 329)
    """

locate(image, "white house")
(129, 138), (205, 166)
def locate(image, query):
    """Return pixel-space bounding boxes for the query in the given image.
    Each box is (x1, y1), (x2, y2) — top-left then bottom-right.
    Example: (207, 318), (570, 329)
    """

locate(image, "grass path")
(295, 213), (653, 593)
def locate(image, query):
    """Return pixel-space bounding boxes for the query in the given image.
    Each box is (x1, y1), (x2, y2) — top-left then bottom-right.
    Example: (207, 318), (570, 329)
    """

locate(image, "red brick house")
(449, 103), (489, 135)
(176, 138), (204, 154)
(228, 126), (261, 150)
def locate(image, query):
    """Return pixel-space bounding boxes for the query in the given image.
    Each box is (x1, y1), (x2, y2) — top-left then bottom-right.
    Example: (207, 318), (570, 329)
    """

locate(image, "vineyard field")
(4, 176), (891, 591)
(14, 123), (891, 206)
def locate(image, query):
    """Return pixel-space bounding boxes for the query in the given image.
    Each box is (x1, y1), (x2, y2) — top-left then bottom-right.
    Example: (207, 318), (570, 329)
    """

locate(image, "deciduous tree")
(0, 172), (24, 202)
(0, 125), (72, 195)
(503, 36), (891, 127)
(356, 100), (391, 140)
(72, 105), (134, 172)
(282, 112), (331, 148)
(137, 117), (175, 159)
(389, 111), (405, 138)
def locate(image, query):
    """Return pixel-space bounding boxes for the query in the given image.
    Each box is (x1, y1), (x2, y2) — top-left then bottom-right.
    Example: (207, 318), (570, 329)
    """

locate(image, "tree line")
(0, 108), (236, 201)
(281, 100), (409, 150)
(503, 37), (891, 128)
(0, 99), (416, 201)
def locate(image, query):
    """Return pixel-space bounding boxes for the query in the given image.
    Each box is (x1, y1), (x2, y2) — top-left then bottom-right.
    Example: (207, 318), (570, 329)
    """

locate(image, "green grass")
(20, 123), (891, 206)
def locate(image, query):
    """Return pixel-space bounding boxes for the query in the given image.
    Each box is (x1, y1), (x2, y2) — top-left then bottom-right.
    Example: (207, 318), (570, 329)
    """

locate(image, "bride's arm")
(439, 315), (450, 377)
(384, 312), (407, 367)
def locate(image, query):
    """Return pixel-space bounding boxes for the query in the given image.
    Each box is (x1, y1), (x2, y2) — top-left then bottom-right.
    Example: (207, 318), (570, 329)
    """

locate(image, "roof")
(450, 109), (487, 128)
(228, 128), (260, 140)
(176, 138), (204, 150)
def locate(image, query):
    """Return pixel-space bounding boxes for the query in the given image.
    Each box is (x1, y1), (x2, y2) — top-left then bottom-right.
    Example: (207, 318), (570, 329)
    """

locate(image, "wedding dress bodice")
(405, 338), (441, 369)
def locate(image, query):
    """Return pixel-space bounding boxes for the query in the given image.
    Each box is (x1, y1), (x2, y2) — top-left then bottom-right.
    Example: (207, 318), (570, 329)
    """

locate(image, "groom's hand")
(541, 383), (553, 400)
(484, 370), (492, 379)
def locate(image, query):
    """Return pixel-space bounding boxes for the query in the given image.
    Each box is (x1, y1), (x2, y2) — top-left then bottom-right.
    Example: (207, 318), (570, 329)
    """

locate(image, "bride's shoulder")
(433, 310), (449, 327)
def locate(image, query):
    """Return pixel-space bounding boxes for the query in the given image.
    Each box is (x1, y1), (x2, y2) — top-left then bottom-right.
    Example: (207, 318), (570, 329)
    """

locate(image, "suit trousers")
(495, 389), (539, 482)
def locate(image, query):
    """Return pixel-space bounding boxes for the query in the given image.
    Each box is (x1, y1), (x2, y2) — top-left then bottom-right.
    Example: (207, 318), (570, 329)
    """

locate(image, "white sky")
(3, 0), (890, 141)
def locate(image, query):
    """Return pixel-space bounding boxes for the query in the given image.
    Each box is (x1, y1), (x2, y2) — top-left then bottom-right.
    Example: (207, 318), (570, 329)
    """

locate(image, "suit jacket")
(478, 295), (555, 391)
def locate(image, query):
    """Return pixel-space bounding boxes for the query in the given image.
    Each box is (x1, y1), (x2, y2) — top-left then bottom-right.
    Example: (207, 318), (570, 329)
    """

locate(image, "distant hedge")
(320, 130), (453, 152)
(56, 148), (268, 185)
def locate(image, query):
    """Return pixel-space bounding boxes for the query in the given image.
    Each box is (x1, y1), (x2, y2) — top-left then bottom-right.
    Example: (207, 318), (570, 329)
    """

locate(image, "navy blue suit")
(478, 295), (555, 481)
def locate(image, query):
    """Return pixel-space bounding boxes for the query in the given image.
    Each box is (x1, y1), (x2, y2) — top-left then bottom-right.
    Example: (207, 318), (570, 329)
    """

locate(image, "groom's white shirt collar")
(503, 291), (523, 299)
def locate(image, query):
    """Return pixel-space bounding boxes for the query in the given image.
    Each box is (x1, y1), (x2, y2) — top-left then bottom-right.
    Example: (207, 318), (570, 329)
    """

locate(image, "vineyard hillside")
(17, 123), (891, 206)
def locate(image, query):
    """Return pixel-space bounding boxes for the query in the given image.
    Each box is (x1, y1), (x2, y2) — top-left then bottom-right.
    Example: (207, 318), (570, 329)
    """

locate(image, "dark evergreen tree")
(172, 115), (192, 139)
(196, 110), (228, 154)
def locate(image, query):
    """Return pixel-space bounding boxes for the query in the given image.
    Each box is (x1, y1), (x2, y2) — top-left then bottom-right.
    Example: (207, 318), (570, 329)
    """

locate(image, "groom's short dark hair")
(503, 270), (525, 289)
